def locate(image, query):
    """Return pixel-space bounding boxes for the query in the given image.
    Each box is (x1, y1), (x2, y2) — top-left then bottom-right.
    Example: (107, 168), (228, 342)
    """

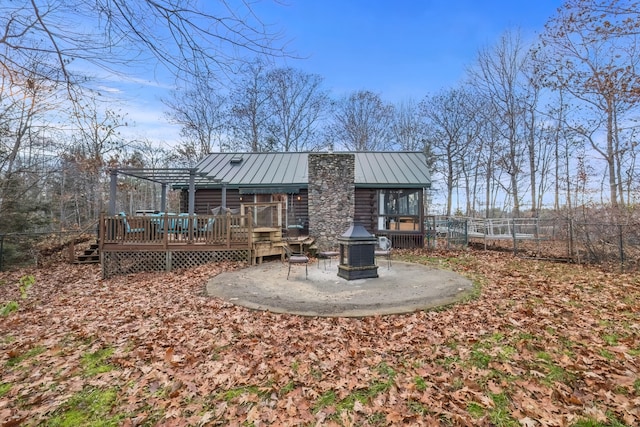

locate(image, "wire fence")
(2, 218), (639, 273)
(428, 216), (640, 272)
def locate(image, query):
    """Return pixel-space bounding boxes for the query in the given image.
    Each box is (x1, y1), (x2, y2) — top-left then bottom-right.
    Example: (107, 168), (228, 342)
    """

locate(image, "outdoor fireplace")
(337, 223), (378, 280)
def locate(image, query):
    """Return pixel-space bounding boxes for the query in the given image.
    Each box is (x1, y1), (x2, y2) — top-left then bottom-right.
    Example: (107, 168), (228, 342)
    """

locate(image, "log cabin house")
(100, 151), (430, 277)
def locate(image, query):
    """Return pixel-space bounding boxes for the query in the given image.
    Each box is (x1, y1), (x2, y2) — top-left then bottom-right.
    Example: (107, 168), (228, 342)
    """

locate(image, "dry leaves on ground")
(0, 250), (639, 426)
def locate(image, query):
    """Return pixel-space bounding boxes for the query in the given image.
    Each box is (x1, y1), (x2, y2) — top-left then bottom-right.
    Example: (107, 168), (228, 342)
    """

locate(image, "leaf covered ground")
(0, 250), (639, 426)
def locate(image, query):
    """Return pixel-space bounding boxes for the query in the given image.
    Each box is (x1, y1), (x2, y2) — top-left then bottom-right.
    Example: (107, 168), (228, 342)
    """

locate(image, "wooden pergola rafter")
(108, 167), (222, 216)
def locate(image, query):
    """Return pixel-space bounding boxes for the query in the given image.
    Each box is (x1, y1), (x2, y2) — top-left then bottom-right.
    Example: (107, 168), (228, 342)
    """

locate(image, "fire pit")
(337, 223), (378, 280)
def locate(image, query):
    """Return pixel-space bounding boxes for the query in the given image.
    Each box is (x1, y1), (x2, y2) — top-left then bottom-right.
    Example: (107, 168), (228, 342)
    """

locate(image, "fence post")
(568, 218), (575, 262)
(68, 242), (75, 263)
(512, 218), (518, 255)
(464, 219), (468, 247)
(618, 224), (624, 273)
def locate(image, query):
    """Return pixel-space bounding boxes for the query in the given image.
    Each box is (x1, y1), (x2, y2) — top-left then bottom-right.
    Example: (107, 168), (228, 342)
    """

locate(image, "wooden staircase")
(74, 242), (100, 264)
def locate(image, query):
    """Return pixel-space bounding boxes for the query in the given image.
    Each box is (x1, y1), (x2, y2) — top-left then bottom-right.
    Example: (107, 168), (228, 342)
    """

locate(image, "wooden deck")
(100, 213), (253, 251)
(99, 213), (256, 277)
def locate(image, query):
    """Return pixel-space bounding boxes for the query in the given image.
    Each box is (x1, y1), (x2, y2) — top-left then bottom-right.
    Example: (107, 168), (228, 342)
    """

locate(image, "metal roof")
(195, 152), (430, 190)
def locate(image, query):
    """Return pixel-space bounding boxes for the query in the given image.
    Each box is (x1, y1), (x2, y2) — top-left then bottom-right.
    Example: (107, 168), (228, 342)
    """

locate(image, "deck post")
(226, 212), (231, 248)
(163, 212), (169, 249)
(109, 170), (117, 216)
(161, 183), (167, 212)
(221, 183), (227, 208)
(248, 210), (254, 264)
(188, 169), (195, 215)
(98, 213), (105, 252)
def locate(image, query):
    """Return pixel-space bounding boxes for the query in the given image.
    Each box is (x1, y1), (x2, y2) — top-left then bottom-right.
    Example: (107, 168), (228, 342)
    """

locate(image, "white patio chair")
(375, 236), (392, 269)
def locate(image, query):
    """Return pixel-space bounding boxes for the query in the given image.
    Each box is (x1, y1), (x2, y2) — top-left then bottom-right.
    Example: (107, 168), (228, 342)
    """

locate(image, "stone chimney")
(307, 153), (355, 250)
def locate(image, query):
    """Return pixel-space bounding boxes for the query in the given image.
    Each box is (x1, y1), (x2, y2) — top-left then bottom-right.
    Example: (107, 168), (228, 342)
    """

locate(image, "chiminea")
(337, 223), (379, 280)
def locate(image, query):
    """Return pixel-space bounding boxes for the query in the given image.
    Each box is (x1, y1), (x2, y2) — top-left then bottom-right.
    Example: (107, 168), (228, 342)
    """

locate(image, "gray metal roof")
(195, 151), (431, 190)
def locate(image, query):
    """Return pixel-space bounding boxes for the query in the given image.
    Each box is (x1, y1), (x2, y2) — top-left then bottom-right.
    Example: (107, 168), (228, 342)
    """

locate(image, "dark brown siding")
(287, 190), (309, 229)
(190, 189), (309, 230)
(355, 188), (377, 233)
(184, 189), (243, 214)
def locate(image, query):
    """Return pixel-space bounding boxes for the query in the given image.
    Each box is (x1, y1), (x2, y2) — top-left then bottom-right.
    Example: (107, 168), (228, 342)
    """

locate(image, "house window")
(377, 189), (421, 231)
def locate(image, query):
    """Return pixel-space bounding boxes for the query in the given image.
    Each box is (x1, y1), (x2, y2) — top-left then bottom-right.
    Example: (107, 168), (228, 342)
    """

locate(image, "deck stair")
(75, 242), (100, 264)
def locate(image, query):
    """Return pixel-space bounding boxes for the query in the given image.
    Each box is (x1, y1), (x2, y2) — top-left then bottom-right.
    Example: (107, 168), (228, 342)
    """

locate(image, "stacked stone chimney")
(307, 153), (355, 250)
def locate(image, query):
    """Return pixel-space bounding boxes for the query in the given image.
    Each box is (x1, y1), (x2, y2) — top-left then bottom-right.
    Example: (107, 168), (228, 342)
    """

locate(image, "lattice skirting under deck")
(101, 249), (250, 278)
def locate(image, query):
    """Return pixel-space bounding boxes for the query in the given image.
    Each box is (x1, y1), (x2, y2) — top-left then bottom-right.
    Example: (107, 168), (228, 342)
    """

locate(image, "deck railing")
(99, 212), (253, 248)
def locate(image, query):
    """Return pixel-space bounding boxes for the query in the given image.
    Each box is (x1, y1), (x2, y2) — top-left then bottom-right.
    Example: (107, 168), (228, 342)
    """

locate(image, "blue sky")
(258, 0), (563, 102)
(113, 0), (564, 143)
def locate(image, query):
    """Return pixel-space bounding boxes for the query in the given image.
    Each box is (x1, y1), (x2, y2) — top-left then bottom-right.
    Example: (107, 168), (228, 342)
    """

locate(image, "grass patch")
(312, 362), (398, 417)
(436, 355), (461, 368)
(470, 349), (492, 369)
(18, 275), (35, 299)
(0, 382), (11, 398)
(602, 334), (619, 346)
(313, 390), (337, 412)
(536, 351), (553, 362)
(407, 400), (431, 416)
(219, 385), (265, 402)
(1, 300), (19, 316)
(599, 349), (614, 360)
(467, 401), (485, 418)
(488, 393), (518, 427)
(530, 353), (574, 386)
(81, 347), (115, 376)
(6, 345), (46, 368)
(279, 380), (296, 396)
(366, 412), (386, 425)
(414, 376), (428, 392)
(0, 276), (35, 317)
(571, 413), (627, 427)
(44, 386), (121, 427)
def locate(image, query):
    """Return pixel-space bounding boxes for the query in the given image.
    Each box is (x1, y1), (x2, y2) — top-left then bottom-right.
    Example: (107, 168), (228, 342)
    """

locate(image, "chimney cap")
(339, 223), (376, 240)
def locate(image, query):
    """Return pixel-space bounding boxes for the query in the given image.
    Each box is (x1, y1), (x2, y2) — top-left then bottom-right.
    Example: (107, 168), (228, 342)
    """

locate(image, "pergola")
(108, 167), (222, 216)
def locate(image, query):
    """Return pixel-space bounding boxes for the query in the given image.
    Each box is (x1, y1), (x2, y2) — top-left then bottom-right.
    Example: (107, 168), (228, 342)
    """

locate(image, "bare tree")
(478, 117), (504, 217)
(0, 1), (287, 90)
(521, 62), (548, 216)
(0, 51), (64, 231)
(228, 59), (271, 152)
(469, 29), (530, 217)
(65, 97), (129, 221)
(392, 99), (425, 151)
(164, 76), (228, 165)
(264, 67), (328, 152)
(328, 90), (395, 151)
(420, 88), (479, 216)
(538, 0), (640, 207)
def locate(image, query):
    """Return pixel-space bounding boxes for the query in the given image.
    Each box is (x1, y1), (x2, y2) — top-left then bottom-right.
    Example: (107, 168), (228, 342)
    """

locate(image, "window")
(377, 189), (421, 231)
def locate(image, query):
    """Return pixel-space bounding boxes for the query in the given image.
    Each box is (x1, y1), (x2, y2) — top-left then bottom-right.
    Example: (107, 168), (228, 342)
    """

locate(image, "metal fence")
(3, 218), (638, 273)
(428, 216), (639, 272)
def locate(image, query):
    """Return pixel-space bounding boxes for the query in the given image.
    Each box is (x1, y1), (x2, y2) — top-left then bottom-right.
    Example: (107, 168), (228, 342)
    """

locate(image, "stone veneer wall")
(308, 153), (355, 250)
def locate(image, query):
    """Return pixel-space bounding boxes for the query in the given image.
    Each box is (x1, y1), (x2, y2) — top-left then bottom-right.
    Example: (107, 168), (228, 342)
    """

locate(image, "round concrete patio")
(206, 260), (474, 317)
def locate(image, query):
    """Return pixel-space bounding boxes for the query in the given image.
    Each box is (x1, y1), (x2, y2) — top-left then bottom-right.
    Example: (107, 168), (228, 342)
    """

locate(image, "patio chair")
(153, 213), (178, 236)
(284, 244), (309, 280)
(198, 217), (215, 232)
(375, 236), (392, 269)
(118, 212), (145, 235)
(317, 249), (340, 270)
(197, 217), (216, 239)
